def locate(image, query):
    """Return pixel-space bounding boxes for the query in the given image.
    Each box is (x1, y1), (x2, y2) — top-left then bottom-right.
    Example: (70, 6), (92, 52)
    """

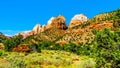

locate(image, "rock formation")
(48, 15), (67, 30)
(32, 24), (41, 34)
(17, 24), (46, 38)
(69, 14), (88, 28)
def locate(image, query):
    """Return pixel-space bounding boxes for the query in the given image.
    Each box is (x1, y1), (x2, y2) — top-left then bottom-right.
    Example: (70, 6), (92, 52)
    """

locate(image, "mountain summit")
(47, 15), (67, 30)
(69, 14), (88, 28)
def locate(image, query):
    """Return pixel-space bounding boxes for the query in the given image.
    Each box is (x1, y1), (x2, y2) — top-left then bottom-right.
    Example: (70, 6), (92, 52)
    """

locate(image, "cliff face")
(68, 14), (88, 28)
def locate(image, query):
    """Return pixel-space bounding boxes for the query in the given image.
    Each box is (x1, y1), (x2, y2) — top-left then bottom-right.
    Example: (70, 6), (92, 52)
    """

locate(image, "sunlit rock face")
(69, 14), (88, 28)
(47, 17), (56, 26)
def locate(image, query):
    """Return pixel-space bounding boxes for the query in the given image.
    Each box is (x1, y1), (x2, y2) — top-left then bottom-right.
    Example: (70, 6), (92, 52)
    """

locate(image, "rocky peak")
(71, 14), (88, 22)
(47, 15), (67, 30)
(69, 14), (88, 28)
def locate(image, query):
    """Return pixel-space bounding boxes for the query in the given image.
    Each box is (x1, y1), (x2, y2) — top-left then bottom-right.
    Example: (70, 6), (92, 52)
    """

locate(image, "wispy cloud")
(0, 30), (30, 36)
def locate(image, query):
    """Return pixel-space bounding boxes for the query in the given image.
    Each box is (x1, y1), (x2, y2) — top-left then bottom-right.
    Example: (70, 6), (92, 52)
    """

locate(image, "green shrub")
(0, 49), (6, 56)
(78, 58), (96, 68)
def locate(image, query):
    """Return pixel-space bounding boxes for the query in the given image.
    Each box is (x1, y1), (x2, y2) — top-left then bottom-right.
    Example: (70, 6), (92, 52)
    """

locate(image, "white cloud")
(4, 34), (12, 37)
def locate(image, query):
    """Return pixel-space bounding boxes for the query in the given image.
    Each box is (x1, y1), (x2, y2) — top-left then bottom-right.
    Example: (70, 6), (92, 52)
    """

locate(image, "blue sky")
(0, 0), (120, 36)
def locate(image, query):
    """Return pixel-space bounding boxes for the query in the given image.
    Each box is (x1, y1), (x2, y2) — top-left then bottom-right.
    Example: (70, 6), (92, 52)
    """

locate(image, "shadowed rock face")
(69, 14), (88, 28)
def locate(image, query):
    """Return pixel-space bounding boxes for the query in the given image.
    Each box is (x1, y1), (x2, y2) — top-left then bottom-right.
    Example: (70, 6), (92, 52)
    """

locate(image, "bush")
(0, 49), (6, 56)
(12, 44), (30, 52)
(0, 43), (5, 50)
